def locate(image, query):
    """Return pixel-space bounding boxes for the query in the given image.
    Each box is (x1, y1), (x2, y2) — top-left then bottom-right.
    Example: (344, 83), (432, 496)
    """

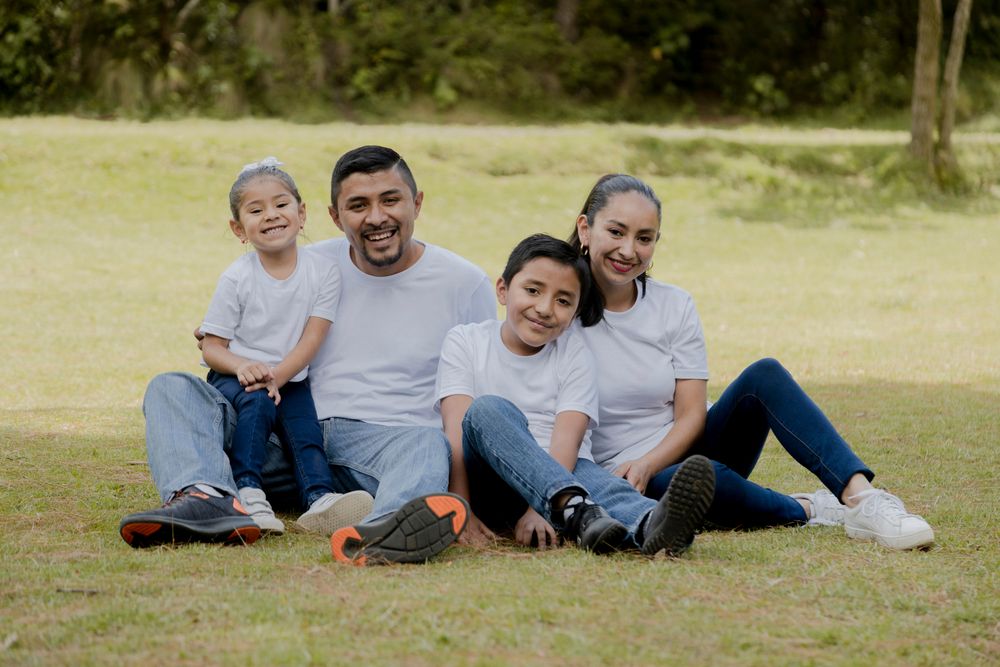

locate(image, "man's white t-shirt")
(575, 278), (708, 470)
(435, 319), (600, 461)
(306, 238), (495, 427)
(200, 251), (340, 383)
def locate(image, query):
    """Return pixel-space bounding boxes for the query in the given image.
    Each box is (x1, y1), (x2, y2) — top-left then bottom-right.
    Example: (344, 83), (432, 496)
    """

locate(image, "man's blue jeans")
(646, 358), (875, 528)
(462, 395), (656, 545)
(142, 372), (450, 522)
(207, 372), (334, 508)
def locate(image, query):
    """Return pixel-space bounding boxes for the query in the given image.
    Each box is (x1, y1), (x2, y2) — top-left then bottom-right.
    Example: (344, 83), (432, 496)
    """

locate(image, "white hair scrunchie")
(239, 156), (283, 176)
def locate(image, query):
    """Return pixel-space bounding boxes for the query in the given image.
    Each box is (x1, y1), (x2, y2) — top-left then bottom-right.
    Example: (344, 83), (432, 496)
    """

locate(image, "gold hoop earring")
(581, 245), (589, 257)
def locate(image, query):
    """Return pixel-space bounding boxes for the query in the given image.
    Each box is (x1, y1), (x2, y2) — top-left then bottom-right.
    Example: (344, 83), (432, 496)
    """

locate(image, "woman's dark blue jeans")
(646, 358), (874, 529)
(207, 371), (335, 508)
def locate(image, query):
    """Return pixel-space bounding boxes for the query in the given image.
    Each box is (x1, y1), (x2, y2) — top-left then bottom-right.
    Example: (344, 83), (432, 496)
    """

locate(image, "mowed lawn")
(1, 117), (998, 666)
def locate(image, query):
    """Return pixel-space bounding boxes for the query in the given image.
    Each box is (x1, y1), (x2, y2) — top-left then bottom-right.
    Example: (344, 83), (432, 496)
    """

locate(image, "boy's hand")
(514, 507), (557, 550)
(235, 361), (273, 387)
(264, 380), (282, 406)
(458, 512), (496, 547)
(613, 459), (654, 495)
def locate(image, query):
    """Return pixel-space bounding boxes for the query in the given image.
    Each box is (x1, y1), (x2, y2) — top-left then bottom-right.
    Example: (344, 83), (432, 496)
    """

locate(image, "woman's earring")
(581, 245), (589, 257)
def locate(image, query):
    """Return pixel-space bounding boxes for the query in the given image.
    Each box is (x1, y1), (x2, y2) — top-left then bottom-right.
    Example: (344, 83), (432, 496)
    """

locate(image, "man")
(119, 146), (496, 564)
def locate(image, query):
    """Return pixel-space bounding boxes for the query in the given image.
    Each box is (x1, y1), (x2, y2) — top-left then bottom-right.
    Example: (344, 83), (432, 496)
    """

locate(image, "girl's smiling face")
(576, 190), (660, 297)
(497, 257), (581, 356)
(231, 177), (306, 255)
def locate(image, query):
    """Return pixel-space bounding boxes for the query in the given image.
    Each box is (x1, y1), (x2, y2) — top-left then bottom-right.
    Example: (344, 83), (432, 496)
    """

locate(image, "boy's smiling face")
(497, 257), (581, 356)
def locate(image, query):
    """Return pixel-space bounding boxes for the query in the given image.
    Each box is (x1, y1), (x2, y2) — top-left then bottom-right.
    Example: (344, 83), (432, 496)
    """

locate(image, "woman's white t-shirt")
(200, 251), (340, 383)
(575, 278), (708, 470)
(435, 320), (599, 461)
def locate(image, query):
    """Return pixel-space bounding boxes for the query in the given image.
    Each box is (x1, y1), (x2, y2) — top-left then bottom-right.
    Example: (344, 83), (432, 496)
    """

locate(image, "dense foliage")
(3, 0), (999, 120)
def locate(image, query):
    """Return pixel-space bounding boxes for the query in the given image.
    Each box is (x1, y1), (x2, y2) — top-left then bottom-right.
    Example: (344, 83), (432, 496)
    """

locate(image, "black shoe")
(119, 486), (261, 548)
(330, 493), (469, 565)
(641, 455), (715, 557)
(562, 498), (628, 554)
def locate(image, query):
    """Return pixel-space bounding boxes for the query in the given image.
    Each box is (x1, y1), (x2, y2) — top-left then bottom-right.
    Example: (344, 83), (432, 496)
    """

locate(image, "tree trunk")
(909, 0), (942, 171)
(936, 0), (973, 177)
(556, 0), (579, 42)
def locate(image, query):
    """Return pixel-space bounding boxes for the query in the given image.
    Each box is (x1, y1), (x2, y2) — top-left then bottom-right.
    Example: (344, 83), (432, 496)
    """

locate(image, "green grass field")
(2, 117), (998, 666)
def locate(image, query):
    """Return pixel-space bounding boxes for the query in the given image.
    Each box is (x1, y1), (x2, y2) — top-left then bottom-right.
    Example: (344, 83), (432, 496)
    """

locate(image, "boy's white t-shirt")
(435, 319), (599, 461)
(200, 251), (340, 382)
(306, 238), (495, 427)
(574, 278), (708, 470)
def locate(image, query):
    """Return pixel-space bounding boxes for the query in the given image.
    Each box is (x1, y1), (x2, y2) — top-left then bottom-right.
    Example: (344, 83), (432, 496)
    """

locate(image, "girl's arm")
(270, 316), (331, 388)
(440, 394), (496, 545)
(614, 378), (707, 493)
(201, 334), (273, 387)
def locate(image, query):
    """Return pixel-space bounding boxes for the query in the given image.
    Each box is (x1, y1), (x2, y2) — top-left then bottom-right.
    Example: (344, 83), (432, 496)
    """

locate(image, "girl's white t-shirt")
(435, 319), (599, 461)
(575, 278), (708, 470)
(200, 251), (340, 383)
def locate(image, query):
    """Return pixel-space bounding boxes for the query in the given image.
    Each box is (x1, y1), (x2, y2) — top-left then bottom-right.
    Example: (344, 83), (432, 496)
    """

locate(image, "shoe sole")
(296, 490), (375, 535)
(119, 515), (260, 548)
(845, 524), (935, 550)
(641, 455), (716, 557)
(330, 493), (468, 566)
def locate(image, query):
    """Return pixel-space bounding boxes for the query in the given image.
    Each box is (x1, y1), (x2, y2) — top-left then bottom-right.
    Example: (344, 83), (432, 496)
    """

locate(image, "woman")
(569, 174), (934, 550)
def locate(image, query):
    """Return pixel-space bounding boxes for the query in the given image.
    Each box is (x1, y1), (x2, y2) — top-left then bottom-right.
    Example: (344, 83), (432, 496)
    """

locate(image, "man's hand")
(612, 458), (655, 495)
(458, 512), (496, 547)
(514, 507), (557, 549)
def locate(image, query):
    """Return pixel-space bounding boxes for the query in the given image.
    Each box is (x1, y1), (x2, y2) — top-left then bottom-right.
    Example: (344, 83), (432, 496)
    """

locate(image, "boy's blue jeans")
(645, 358), (875, 528)
(142, 372), (450, 521)
(207, 371), (334, 508)
(461, 395), (656, 546)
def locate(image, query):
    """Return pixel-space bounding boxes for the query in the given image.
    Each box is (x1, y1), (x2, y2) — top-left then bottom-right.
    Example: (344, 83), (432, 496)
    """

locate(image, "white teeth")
(365, 230), (394, 241)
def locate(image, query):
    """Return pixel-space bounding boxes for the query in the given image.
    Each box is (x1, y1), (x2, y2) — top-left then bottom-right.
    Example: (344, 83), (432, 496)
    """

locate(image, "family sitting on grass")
(118, 145), (935, 564)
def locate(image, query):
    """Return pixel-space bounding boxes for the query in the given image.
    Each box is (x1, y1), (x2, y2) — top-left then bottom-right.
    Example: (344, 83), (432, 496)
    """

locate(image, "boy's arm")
(440, 394), (496, 545)
(548, 410), (590, 472)
(201, 334), (273, 387)
(269, 316), (332, 388)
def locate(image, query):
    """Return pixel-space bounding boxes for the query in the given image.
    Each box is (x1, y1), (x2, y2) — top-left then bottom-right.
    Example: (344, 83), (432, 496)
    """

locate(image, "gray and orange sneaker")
(330, 493), (468, 565)
(119, 486), (261, 548)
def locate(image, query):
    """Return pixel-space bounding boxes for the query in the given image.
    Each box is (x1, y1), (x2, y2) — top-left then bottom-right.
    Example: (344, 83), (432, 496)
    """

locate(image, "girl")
(436, 234), (716, 557)
(569, 174), (934, 550)
(200, 157), (373, 535)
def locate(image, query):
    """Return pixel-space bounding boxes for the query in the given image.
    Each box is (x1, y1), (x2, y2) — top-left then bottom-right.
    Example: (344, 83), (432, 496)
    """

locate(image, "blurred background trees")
(2, 0), (998, 128)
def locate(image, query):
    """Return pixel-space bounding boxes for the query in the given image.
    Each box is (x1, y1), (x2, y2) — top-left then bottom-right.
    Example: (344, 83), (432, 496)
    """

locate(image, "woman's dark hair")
(330, 145), (418, 207)
(568, 173), (662, 298)
(502, 233), (604, 327)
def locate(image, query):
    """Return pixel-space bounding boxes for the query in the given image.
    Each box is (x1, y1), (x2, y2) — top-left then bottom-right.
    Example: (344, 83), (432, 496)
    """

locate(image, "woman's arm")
(614, 378), (707, 493)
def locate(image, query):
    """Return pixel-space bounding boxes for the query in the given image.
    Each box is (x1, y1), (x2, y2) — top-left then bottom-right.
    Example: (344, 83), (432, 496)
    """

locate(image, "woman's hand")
(458, 512), (496, 547)
(514, 507), (557, 549)
(613, 458), (655, 495)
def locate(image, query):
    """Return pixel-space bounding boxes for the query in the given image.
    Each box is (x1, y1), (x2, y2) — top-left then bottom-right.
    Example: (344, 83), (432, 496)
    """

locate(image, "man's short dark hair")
(330, 145), (418, 206)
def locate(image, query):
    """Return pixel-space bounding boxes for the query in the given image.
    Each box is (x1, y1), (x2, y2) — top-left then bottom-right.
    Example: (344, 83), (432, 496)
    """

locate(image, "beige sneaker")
(237, 487), (285, 535)
(791, 489), (846, 526)
(844, 489), (934, 550)
(296, 490), (374, 536)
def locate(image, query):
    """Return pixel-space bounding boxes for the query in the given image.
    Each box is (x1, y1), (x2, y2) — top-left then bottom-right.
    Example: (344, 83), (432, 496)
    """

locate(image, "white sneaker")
(296, 490), (375, 536)
(237, 487), (285, 534)
(791, 489), (845, 526)
(844, 489), (934, 550)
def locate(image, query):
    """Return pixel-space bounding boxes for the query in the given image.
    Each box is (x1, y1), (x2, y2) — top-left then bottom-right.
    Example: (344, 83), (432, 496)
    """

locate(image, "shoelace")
(853, 490), (913, 520)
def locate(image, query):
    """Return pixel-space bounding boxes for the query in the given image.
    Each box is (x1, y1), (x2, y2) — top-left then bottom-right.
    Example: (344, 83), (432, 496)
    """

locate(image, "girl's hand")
(612, 459), (654, 495)
(514, 507), (557, 549)
(458, 512), (496, 547)
(235, 361), (273, 387)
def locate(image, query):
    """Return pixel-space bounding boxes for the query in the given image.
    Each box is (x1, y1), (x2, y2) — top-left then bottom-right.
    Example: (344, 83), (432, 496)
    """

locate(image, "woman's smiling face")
(577, 190), (660, 294)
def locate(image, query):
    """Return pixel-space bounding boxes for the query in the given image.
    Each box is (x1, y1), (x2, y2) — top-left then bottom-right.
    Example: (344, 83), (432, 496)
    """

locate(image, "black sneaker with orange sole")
(330, 493), (468, 565)
(119, 486), (261, 548)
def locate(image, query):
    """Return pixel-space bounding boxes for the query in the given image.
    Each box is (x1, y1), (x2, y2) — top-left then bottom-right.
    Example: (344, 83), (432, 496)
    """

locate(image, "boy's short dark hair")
(502, 234), (604, 327)
(330, 145), (418, 206)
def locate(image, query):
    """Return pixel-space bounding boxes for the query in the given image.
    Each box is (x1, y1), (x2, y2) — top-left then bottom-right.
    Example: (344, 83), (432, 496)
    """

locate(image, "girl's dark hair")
(568, 173), (662, 298)
(502, 233), (604, 327)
